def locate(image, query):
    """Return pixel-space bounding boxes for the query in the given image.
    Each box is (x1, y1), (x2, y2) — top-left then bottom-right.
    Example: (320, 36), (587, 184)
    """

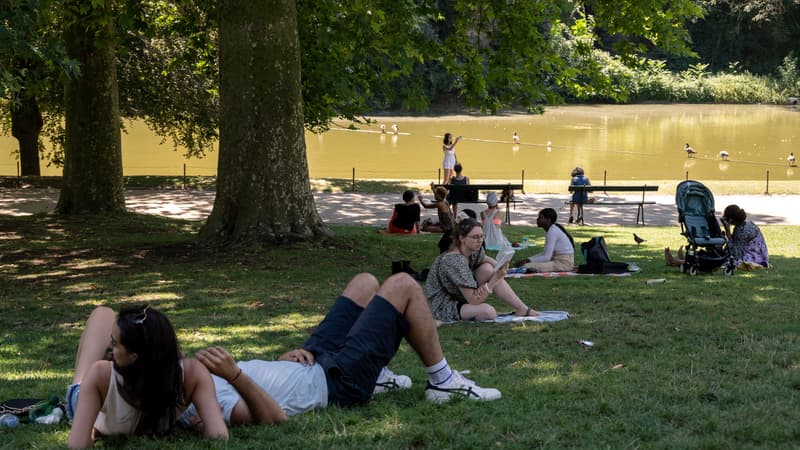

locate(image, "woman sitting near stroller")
(665, 204), (769, 270)
(721, 204), (769, 269)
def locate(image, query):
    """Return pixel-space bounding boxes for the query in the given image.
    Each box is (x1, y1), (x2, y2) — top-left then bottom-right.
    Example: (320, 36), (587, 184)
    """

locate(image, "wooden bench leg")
(636, 204), (644, 225)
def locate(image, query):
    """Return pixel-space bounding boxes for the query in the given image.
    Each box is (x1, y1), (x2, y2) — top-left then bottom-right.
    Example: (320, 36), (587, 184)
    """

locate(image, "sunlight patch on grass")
(363, 411), (407, 438)
(0, 369), (69, 382)
(62, 259), (119, 270)
(123, 292), (182, 303)
(73, 298), (116, 308)
(62, 282), (102, 293)
(14, 270), (70, 280)
(21, 258), (49, 266)
(751, 294), (771, 303)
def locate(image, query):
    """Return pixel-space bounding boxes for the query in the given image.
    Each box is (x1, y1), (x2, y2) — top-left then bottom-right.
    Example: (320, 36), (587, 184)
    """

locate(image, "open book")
(493, 245), (515, 273)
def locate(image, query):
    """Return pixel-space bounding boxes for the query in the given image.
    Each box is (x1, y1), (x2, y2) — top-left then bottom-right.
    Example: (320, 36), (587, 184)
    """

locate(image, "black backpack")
(577, 236), (629, 274)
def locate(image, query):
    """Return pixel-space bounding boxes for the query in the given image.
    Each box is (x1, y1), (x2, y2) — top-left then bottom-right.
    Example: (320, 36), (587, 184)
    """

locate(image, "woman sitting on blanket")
(513, 208), (575, 273)
(66, 305), (227, 448)
(387, 190), (422, 234)
(424, 218), (539, 323)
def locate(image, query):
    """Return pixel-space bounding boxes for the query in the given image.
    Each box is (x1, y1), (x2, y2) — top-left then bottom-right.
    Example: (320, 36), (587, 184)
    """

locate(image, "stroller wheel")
(689, 266), (699, 276)
(723, 265), (735, 276)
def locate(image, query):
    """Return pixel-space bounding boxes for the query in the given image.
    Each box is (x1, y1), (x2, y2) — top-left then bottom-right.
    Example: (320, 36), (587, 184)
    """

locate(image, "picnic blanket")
(505, 271), (631, 279)
(439, 310), (570, 325)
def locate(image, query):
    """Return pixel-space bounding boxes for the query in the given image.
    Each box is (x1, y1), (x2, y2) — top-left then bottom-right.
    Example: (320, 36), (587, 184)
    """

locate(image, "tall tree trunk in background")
(200, 0), (330, 245)
(10, 90), (43, 176)
(56, 0), (125, 214)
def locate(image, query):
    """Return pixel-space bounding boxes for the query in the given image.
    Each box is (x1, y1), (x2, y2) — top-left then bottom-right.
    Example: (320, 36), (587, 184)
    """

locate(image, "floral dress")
(425, 249), (484, 322)
(730, 220), (769, 268)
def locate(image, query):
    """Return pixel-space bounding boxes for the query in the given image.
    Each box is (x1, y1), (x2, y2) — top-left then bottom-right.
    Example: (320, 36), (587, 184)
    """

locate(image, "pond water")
(2, 104), (798, 181)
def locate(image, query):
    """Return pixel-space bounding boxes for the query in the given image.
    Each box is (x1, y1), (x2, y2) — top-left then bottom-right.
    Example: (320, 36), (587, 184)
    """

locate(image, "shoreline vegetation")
(1, 175), (796, 196)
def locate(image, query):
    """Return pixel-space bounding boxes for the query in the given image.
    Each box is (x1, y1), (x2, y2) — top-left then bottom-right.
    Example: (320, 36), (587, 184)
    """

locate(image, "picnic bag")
(577, 236), (629, 274)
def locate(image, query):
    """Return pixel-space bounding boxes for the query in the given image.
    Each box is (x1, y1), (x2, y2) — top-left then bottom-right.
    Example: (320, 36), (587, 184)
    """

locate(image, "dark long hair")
(116, 304), (184, 435)
(540, 208), (574, 249)
(443, 133), (453, 145)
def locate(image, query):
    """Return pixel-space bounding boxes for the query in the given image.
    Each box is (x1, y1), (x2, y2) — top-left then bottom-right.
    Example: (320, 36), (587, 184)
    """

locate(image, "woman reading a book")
(424, 218), (539, 323)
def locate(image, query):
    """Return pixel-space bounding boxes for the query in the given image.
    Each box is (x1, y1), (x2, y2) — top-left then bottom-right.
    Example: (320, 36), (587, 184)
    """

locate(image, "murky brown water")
(2, 104), (798, 181)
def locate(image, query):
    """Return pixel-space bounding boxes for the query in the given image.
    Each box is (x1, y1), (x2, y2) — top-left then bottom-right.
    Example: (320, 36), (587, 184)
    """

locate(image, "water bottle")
(34, 407), (63, 425)
(0, 413), (20, 429)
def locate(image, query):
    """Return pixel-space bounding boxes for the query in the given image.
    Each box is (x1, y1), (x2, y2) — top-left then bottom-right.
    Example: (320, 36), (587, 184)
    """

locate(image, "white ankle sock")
(427, 358), (453, 385)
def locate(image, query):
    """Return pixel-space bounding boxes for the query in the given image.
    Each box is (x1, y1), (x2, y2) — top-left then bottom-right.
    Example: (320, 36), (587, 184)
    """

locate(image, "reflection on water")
(1, 104), (798, 181)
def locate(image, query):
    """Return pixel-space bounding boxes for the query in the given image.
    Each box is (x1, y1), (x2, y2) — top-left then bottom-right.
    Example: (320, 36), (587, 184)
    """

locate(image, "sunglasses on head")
(134, 305), (151, 325)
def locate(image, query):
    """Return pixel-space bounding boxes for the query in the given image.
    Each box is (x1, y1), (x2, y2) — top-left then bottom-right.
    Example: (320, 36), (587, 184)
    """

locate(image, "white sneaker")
(425, 370), (502, 403)
(373, 367), (412, 395)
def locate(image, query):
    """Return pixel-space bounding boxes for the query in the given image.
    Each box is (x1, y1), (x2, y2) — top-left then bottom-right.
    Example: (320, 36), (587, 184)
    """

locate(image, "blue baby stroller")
(675, 180), (735, 276)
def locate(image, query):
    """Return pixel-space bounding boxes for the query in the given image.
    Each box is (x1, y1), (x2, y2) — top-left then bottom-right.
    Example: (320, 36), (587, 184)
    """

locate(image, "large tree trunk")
(10, 90), (43, 176)
(200, 0), (330, 245)
(56, 0), (125, 214)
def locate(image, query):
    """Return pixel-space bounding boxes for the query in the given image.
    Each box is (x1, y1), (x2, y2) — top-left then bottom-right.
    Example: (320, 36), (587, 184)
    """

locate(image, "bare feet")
(515, 307), (539, 317)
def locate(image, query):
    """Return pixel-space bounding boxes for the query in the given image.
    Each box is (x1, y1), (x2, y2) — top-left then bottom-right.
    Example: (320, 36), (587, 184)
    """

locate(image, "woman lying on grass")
(66, 305), (227, 448)
(425, 218), (539, 322)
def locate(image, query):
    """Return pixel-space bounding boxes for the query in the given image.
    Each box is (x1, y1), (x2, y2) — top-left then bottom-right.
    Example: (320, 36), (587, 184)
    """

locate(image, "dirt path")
(1, 187), (798, 226)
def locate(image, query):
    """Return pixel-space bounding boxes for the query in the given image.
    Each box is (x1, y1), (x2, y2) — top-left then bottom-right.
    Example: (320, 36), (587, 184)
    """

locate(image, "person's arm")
(418, 196), (437, 209)
(196, 347), (287, 425)
(183, 358), (229, 439)
(68, 361), (109, 449)
(721, 219), (733, 238)
(528, 228), (558, 263)
(443, 135), (462, 151)
(388, 207), (399, 230)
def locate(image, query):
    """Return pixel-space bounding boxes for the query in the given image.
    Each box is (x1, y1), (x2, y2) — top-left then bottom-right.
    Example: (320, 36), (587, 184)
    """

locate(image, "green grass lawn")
(1, 213), (798, 449)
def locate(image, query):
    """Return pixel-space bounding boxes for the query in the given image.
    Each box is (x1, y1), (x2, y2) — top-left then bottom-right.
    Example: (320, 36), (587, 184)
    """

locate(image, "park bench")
(568, 185), (659, 225)
(434, 183), (523, 224)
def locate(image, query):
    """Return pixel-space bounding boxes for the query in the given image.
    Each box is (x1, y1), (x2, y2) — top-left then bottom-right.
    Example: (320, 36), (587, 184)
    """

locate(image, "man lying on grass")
(179, 272), (500, 427)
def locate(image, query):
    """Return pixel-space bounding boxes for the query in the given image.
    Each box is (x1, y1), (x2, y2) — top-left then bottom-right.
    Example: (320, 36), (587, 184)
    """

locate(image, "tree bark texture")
(10, 91), (43, 176)
(57, 0), (125, 214)
(200, 0), (329, 245)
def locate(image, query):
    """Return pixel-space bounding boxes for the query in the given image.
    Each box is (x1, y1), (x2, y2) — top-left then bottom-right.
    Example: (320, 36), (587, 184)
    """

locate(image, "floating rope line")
(326, 126), (793, 168)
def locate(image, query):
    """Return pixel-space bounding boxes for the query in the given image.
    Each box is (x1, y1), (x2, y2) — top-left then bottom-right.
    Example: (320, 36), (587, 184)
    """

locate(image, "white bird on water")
(789, 152), (796, 166)
(391, 124), (399, 134)
(718, 150), (729, 160)
(512, 131), (520, 144)
(379, 124), (386, 133)
(684, 143), (697, 157)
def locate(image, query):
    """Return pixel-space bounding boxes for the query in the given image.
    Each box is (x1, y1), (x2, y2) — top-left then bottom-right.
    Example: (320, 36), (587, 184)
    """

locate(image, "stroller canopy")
(675, 180), (716, 219)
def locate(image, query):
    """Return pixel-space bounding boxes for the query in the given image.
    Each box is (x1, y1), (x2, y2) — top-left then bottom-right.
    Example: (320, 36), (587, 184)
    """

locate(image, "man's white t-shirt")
(181, 360), (328, 425)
